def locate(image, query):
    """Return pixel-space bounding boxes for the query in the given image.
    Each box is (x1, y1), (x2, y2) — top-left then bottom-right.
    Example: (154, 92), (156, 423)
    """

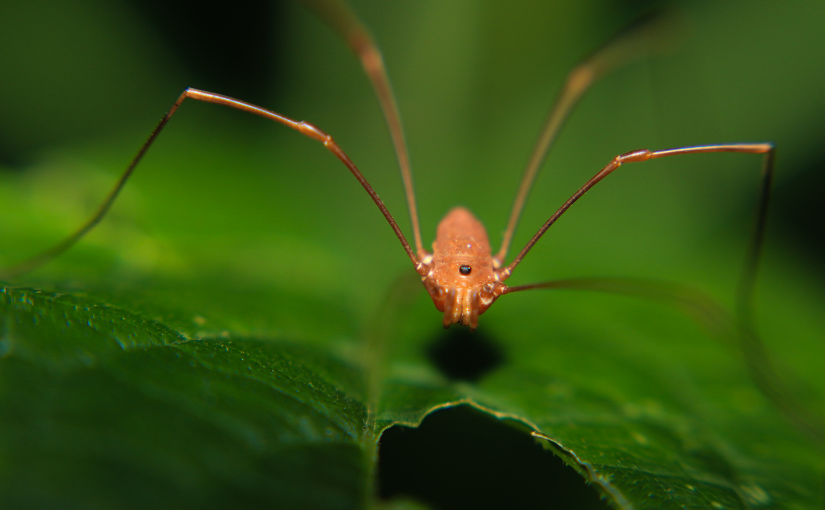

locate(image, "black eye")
(459, 265), (472, 275)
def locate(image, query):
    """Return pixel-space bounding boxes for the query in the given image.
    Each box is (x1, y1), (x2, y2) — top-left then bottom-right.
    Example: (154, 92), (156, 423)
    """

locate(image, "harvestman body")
(1, 2), (774, 334)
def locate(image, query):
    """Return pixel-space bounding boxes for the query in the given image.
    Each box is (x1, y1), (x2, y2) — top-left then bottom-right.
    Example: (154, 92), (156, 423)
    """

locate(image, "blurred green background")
(0, 0), (823, 388)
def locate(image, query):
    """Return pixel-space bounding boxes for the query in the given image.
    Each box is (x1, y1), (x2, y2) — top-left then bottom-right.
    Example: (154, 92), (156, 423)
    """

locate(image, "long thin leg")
(0, 88), (422, 279)
(504, 145), (825, 446)
(495, 15), (674, 265)
(505, 277), (735, 340)
(500, 143), (774, 278)
(301, 0), (424, 258)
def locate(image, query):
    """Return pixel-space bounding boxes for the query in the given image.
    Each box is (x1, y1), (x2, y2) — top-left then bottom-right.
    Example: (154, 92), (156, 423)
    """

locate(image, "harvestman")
(4, 0), (822, 448)
(1, 3), (773, 334)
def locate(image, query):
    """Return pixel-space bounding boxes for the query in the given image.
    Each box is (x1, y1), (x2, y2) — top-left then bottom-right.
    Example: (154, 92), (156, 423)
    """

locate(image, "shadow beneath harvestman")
(426, 327), (504, 383)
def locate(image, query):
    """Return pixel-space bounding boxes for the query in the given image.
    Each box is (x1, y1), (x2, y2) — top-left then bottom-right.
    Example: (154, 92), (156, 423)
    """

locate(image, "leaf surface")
(2, 0), (825, 508)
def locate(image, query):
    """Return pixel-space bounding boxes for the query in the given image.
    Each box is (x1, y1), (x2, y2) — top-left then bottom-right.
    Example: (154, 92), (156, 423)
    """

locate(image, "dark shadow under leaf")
(377, 405), (607, 510)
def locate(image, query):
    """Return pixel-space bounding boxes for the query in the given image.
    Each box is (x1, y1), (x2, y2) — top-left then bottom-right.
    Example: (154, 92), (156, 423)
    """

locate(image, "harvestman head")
(1, 0), (774, 334)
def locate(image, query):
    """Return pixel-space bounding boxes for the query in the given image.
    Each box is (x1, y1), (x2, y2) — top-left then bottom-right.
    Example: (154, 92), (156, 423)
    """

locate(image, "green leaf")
(1, 0), (825, 508)
(0, 286), (370, 509)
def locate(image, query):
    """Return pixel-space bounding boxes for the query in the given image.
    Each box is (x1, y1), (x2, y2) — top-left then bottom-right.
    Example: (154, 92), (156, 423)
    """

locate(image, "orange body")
(420, 207), (506, 330)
